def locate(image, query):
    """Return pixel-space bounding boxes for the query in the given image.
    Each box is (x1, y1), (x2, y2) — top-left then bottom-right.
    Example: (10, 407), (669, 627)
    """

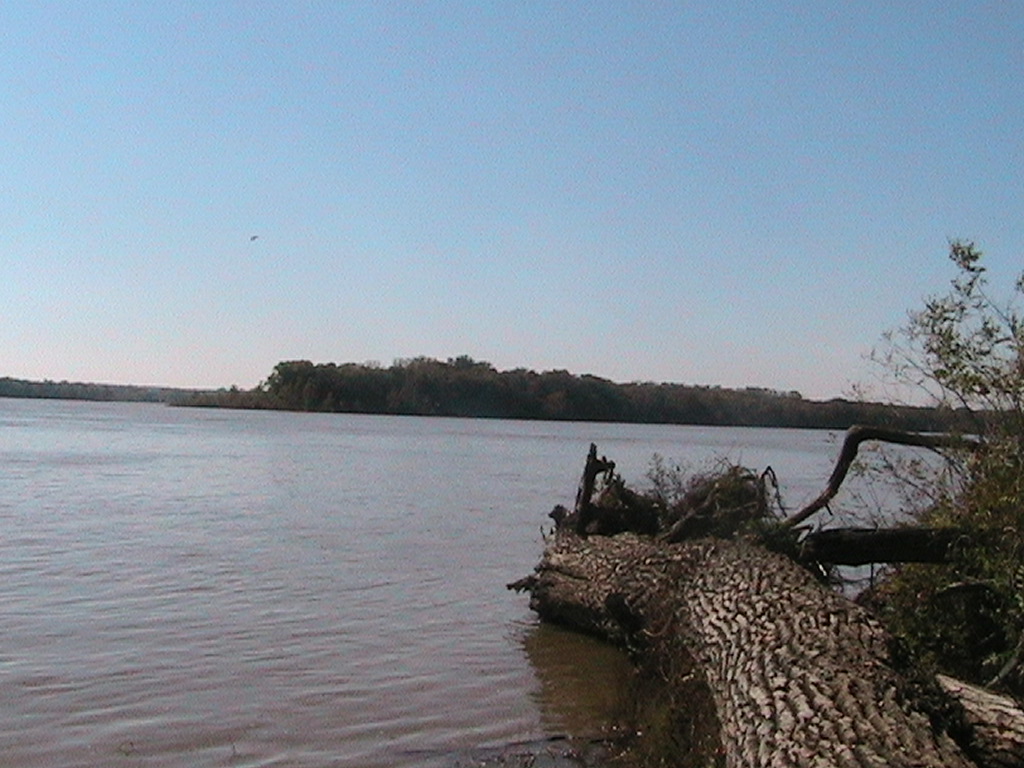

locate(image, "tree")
(866, 242), (1024, 693)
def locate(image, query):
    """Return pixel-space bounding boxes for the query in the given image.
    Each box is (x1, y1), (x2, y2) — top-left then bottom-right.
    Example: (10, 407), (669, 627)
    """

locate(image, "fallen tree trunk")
(937, 675), (1024, 768)
(517, 531), (979, 767)
(510, 436), (1024, 767)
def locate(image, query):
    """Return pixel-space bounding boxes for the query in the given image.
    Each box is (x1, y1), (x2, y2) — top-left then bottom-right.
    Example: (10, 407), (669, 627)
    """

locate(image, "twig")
(988, 630), (1024, 689)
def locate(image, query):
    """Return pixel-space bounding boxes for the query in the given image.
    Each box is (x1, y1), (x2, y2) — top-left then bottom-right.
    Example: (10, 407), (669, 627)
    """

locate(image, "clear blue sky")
(3, 2), (1021, 399)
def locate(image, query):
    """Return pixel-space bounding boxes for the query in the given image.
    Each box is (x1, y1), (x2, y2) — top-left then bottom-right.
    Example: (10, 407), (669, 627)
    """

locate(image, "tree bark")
(516, 530), (998, 768)
(937, 675), (1024, 768)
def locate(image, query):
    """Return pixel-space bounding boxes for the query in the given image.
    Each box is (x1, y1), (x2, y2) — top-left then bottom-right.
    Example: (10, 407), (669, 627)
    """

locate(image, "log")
(797, 526), (969, 565)
(937, 675), (1024, 768)
(515, 529), (1019, 768)
(785, 425), (980, 530)
(511, 442), (1024, 766)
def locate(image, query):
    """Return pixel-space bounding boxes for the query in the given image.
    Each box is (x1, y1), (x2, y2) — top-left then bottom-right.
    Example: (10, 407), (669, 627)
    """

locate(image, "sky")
(2, 1), (1022, 400)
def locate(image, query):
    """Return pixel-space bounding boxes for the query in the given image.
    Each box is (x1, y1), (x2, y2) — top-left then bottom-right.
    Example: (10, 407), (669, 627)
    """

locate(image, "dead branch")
(573, 443), (616, 535)
(783, 425), (980, 530)
(989, 633), (1024, 690)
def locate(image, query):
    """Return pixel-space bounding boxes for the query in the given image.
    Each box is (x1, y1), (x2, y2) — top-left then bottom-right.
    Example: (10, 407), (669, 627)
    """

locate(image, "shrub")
(865, 242), (1024, 693)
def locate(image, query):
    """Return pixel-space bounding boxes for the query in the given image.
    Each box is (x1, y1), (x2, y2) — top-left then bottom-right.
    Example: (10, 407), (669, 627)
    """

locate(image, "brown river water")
(0, 399), (847, 767)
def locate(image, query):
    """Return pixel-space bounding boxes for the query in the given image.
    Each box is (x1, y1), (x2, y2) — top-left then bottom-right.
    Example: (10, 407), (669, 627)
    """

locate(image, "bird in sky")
(249, 235), (259, 242)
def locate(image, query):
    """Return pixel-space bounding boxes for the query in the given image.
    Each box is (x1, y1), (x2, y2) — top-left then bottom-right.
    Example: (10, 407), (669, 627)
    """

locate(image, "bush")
(865, 242), (1024, 694)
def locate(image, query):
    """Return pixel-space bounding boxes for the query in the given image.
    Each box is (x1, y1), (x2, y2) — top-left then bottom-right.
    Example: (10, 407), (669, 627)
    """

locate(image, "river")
(0, 398), (855, 766)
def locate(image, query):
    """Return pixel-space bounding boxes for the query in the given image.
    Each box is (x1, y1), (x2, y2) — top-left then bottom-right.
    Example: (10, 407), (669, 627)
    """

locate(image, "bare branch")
(783, 425), (980, 530)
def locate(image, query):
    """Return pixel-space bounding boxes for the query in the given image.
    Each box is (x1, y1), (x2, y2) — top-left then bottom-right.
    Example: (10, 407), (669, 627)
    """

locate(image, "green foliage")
(921, 243), (1024, 414)
(205, 357), (965, 429)
(867, 242), (1024, 694)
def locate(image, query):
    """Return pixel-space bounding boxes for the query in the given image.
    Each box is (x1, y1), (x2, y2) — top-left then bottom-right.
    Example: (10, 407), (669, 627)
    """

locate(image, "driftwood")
(510, 435), (1024, 767)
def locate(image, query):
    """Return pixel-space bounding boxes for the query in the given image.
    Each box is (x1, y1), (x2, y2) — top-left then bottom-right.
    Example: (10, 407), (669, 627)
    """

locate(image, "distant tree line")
(0, 377), (197, 403)
(184, 357), (963, 431)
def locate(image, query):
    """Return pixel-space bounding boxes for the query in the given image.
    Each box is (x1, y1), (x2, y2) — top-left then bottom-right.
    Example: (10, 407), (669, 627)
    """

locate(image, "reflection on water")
(522, 623), (635, 739)
(436, 622), (637, 768)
